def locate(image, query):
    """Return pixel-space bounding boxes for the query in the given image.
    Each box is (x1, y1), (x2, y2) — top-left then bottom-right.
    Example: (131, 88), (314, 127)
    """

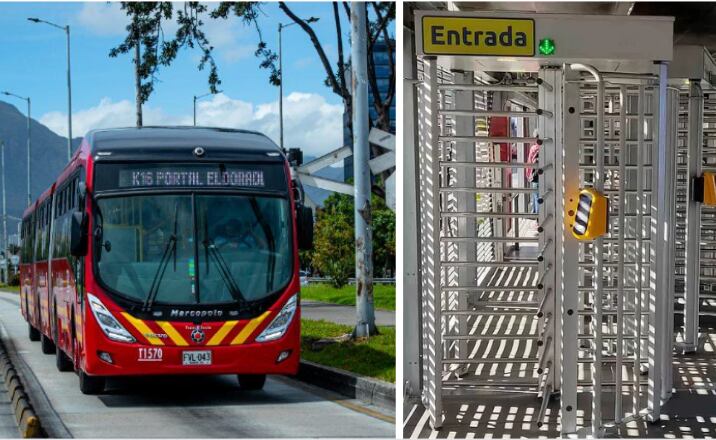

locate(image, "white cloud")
(222, 45), (255, 63)
(40, 93), (344, 158)
(76, 3), (129, 36)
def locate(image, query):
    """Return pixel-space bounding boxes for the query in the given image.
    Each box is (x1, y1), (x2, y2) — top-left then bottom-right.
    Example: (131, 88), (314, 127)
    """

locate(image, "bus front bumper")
(83, 330), (300, 377)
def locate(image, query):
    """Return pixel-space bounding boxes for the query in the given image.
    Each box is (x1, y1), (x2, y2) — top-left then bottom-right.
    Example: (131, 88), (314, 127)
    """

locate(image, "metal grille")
(675, 84), (716, 352)
(416, 62), (673, 436)
(577, 83), (654, 427)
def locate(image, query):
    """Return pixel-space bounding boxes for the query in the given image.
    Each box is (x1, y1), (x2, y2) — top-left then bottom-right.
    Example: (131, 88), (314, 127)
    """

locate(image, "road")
(301, 300), (395, 327)
(0, 291), (394, 438)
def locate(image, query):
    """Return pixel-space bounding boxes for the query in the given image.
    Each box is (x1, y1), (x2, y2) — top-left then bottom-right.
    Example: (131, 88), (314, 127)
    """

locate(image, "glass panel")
(96, 195), (196, 304)
(196, 195), (292, 303)
(95, 193), (292, 305)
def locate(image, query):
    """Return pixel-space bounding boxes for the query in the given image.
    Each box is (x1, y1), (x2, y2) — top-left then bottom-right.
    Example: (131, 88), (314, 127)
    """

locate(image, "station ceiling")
(405, 2), (716, 55)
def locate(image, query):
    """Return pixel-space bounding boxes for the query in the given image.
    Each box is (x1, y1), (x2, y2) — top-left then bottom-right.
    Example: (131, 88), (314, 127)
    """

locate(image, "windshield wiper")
(142, 202), (179, 311)
(202, 212), (246, 304)
(203, 238), (246, 304)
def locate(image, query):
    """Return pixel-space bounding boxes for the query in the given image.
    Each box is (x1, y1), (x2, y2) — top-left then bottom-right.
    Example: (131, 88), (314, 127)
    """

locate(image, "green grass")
(301, 319), (395, 383)
(0, 285), (20, 293)
(301, 283), (395, 311)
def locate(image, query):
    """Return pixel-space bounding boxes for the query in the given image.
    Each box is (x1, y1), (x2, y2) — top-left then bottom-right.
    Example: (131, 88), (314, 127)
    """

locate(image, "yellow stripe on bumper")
(231, 312), (271, 345)
(121, 312), (164, 346)
(156, 321), (189, 346)
(206, 320), (238, 346)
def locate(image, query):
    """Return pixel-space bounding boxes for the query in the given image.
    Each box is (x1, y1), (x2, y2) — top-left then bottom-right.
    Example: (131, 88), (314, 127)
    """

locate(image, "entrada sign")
(421, 16), (535, 57)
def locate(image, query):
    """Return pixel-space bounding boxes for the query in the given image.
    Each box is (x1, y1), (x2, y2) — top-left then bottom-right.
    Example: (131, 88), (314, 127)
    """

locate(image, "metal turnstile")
(414, 10), (675, 437)
(670, 45), (716, 352)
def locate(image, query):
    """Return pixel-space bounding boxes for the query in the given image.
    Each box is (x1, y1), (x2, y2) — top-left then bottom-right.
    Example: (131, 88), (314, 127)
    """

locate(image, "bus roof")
(85, 126), (282, 155)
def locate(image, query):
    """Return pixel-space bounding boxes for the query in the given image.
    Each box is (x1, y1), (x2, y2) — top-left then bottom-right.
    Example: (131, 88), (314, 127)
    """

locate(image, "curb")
(0, 341), (42, 438)
(296, 360), (395, 410)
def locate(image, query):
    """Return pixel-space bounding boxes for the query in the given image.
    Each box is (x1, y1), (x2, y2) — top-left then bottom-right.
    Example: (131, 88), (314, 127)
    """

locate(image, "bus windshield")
(94, 193), (293, 306)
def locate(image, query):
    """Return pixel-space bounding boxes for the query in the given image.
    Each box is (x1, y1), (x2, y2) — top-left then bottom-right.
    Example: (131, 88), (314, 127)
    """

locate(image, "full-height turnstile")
(670, 45), (716, 352)
(414, 11), (675, 436)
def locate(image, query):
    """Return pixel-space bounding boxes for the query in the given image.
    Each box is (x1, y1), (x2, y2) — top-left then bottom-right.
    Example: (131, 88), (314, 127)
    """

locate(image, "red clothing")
(526, 143), (540, 181)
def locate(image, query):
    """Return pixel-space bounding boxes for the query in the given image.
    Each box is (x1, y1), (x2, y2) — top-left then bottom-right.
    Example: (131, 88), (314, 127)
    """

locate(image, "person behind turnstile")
(526, 129), (541, 213)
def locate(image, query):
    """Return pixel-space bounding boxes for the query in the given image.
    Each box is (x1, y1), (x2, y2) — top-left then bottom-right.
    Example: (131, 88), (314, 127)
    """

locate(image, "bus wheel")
(28, 323), (40, 342)
(237, 374), (266, 391)
(56, 346), (73, 372)
(79, 370), (105, 395)
(40, 334), (55, 355)
(55, 326), (73, 372)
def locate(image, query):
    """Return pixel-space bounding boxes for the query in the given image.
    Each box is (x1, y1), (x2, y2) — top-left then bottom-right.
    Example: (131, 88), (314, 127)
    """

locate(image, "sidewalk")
(301, 300), (395, 327)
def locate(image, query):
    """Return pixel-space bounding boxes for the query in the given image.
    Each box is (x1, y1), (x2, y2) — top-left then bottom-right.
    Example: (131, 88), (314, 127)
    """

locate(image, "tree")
(109, 2), (235, 126)
(311, 192), (395, 286)
(211, 2), (395, 147)
(313, 212), (353, 288)
(275, 2), (394, 134)
(7, 244), (19, 256)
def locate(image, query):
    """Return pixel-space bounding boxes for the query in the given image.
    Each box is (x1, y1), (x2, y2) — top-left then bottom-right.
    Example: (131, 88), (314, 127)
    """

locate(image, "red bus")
(20, 127), (313, 394)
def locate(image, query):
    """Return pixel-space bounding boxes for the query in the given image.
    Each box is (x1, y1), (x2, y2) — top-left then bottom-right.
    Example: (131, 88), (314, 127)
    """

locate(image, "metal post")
(648, 61), (669, 422)
(27, 98), (31, 205)
(634, 83), (646, 416)
(2, 141), (7, 284)
(193, 96), (197, 126)
(350, 2), (375, 337)
(402, 28), (422, 397)
(418, 56), (443, 430)
(65, 25), (72, 161)
(664, 86), (679, 400)
(450, 72), (475, 376)
(539, 68), (559, 395)
(560, 66), (580, 435)
(615, 85), (627, 423)
(279, 23), (284, 152)
(683, 80), (703, 352)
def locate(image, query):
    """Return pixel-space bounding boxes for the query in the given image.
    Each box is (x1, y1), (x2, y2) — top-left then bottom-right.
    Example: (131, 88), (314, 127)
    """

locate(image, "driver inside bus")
(214, 217), (268, 250)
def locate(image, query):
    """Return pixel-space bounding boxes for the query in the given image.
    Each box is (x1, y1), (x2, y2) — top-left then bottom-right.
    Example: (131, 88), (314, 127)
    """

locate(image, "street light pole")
(28, 17), (72, 161)
(350, 2), (376, 337)
(2, 141), (8, 284)
(1, 92), (31, 206)
(27, 98), (31, 204)
(192, 92), (218, 126)
(278, 23), (283, 152)
(277, 17), (319, 153)
(66, 25), (72, 161)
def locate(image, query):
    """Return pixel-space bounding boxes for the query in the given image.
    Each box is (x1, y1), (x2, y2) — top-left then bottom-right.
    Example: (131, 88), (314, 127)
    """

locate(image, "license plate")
(182, 350), (212, 366)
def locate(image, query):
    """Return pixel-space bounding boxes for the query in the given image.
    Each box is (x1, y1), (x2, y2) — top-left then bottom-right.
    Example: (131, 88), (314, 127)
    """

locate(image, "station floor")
(403, 322), (716, 438)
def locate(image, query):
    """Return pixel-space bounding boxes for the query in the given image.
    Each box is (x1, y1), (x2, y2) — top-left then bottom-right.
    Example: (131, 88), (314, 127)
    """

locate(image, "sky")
(0, 1), (377, 158)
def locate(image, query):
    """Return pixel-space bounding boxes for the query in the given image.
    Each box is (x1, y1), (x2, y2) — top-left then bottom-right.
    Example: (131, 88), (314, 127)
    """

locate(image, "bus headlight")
(88, 294), (136, 343)
(255, 294), (298, 343)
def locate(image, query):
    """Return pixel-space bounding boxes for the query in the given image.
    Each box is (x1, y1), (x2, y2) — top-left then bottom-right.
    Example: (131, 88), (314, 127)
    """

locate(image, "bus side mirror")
(287, 148), (303, 167)
(297, 206), (314, 250)
(70, 211), (88, 257)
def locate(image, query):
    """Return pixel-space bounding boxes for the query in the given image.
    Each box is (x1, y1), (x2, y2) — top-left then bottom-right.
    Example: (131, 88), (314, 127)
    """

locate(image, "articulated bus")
(20, 127), (313, 394)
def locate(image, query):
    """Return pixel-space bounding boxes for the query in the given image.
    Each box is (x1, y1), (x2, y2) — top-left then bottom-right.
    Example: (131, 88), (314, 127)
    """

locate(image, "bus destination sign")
(119, 169), (266, 188)
(94, 163), (287, 192)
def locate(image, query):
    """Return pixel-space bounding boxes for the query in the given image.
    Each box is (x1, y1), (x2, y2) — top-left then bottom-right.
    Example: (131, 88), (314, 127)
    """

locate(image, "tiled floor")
(404, 323), (716, 438)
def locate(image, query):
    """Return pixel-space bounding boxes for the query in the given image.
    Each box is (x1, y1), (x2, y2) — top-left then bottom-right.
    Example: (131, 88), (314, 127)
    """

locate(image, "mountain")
(0, 100), (82, 237)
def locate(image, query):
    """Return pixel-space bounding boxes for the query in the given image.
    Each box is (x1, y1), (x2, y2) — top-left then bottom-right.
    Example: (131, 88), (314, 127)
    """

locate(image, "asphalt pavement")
(301, 300), (395, 327)
(0, 290), (394, 438)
